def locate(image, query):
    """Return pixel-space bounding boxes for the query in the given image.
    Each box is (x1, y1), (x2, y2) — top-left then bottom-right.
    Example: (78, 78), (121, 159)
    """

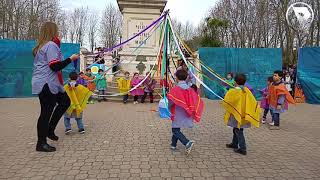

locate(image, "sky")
(61, 0), (218, 26)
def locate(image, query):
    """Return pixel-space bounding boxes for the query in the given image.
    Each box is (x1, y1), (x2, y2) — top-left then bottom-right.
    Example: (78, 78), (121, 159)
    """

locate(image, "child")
(130, 72), (144, 104)
(64, 72), (93, 134)
(259, 76), (273, 124)
(268, 70), (295, 130)
(167, 70), (204, 155)
(160, 72), (171, 92)
(77, 72), (87, 87)
(95, 69), (107, 102)
(283, 72), (293, 96)
(141, 72), (157, 103)
(176, 61), (196, 87)
(223, 74), (261, 155)
(226, 73), (235, 85)
(223, 72), (235, 92)
(83, 68), (96, 104)
(117, 71), (131, 104)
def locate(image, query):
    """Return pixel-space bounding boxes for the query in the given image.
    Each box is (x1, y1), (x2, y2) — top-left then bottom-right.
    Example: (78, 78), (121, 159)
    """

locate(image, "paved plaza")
(0, 98), (319, 180)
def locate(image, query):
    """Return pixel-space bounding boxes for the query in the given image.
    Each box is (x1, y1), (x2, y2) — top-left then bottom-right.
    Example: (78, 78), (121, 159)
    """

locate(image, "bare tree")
(204, 0), (320, 65)
(0, 0), (61, 40)
(100, 3), (122, 49)
(88, 13), (99, 52)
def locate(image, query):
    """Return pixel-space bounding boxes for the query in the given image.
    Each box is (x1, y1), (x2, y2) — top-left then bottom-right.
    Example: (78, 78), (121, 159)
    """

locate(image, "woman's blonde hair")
(32, 22), (59, 56)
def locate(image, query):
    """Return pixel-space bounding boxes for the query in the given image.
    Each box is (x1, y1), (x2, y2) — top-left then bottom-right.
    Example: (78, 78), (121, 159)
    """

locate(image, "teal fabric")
(0, 39), (80, 97)
(297, 48), (320, 104)
(199, 48), (282, 100)
(95, 73), (107, 90)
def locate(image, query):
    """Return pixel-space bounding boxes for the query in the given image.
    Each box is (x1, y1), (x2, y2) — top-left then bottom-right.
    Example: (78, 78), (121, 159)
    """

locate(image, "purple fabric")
(259, 87), (269, 109)
(144, 78), (157, 93)
(245, 83), (254, 94)
(77, 78), (87, 87)
(102, 11), (168, 53)
(32, 41), (64, 95)
(270, 95), (287, 113)
(130, 78), (144, 96)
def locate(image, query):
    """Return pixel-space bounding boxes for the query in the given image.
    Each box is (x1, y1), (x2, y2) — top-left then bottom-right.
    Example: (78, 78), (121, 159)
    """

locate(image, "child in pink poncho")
(259, 76), (273, 124)
(131, 72), (144, 104)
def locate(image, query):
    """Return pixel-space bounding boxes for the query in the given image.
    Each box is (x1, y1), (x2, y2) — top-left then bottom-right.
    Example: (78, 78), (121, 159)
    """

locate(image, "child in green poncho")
(95, 69), (107, 102)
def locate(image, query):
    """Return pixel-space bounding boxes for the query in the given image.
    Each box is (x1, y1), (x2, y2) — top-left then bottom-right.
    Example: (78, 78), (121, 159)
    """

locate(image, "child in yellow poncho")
(64, 72), (93, 134)
(222, 74), (261, 155)
(117, 71), (131, 104)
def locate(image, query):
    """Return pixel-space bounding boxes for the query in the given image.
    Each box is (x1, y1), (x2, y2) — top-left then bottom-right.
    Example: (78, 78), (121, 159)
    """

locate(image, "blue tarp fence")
(199, 48), (282, 100)
(297, 48), (320, 104)
(0, 39), (80, 97)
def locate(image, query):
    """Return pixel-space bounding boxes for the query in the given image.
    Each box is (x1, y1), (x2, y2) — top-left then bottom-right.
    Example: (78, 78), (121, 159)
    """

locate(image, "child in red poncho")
(167, 70), (204, 156)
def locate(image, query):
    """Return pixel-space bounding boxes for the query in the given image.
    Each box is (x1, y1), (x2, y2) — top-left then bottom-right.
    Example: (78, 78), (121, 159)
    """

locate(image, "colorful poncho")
(167, 86), (204, 122)
(130, 78), (144, 96)
(117, 77), (131, 94)
(64, 84), (93, 118)
(222, 87), (261, 128)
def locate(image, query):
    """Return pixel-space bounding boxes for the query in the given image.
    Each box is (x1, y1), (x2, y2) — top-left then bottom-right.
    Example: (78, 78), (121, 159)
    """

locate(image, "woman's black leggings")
(37, 84), (70, 144)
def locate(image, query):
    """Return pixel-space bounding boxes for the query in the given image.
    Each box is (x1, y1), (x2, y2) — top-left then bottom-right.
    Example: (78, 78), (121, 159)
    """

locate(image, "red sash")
(167, 86), (204, 122)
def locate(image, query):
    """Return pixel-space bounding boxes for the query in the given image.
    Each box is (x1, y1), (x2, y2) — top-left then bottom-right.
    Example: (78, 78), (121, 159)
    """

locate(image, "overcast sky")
(61, 0), (218, 26)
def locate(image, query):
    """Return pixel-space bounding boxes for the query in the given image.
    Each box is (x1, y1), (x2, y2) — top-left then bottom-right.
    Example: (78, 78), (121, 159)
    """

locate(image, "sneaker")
(269, 122), (274, 126)
(133, 101), (138, 104)
(185, 141), (194, 155)
(269, 126), (280, 130)
(170, 146), (177, 150)
(261, 118), (266, 124)
(234, 148), (247, 155)
(226, 143), (238, 149)
(79, 129), (85, 134)
(65, 129), (72, 135)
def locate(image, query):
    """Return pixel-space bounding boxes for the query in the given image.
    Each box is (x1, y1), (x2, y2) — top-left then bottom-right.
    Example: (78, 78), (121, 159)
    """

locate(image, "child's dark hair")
(191, 84), (198, 93)
(133, 72), (139, 76)
(79, 72), (84, 75)
(124, 71), (130, 75)
(98, 69), (104, 73)
(267, 76), (273, 82)
(69, 72), (78, 80)
(234, 74), (246, 85)
(176, 69), (188, 81)
(86, 68), (91, 72)
(274, 70), (283, 77)
(227, 72), (234, 78)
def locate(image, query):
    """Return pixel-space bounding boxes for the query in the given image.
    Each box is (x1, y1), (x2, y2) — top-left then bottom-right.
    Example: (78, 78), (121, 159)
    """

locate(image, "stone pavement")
(0, 98), (319, 180)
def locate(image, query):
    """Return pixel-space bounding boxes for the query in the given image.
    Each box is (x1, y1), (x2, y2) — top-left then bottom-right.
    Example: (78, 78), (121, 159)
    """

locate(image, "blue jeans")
(64, 116), (84, 130)
(232, 128), (246, 151)
(123, 94), (129, 102)
(272, 112), (280, 126)
(171, 128), (190, 147)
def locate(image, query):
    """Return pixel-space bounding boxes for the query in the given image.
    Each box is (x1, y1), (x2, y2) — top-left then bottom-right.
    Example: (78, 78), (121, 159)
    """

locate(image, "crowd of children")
(32, 22), (296, 156)
(222, 70), (295, 155)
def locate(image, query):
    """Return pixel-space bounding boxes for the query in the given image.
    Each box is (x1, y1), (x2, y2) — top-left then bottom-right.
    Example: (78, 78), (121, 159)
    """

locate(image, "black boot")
(48, 133), (59, 141)
(36, 142), (56, 152)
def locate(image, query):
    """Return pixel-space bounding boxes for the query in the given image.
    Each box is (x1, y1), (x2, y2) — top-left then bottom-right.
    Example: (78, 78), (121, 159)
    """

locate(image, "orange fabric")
(294, 85), (306, 103)
(167, 86), (204, 122)
(268, 83), (295, 107)
(82, 75), (96, 91)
